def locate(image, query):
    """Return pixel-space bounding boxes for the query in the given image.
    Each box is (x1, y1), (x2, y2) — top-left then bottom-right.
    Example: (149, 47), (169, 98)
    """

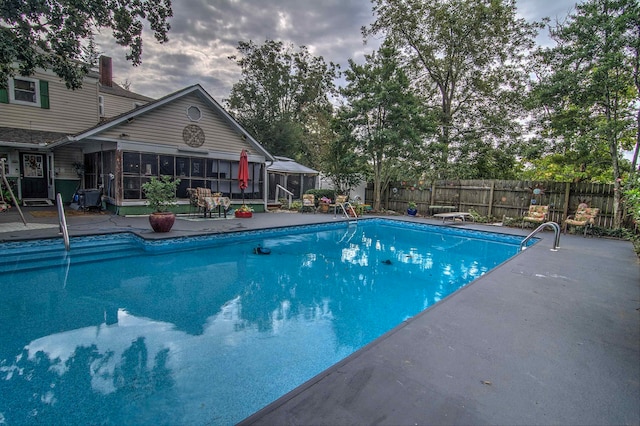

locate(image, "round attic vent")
(186, 105), (202, 122)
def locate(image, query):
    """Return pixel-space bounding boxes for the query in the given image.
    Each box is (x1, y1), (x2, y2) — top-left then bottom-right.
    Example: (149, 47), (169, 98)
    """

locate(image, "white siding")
(102, 93), (148, 118)
(0, 70), (99, 133)
(53, 145), (83, 179)
(98, 94), (257, 155)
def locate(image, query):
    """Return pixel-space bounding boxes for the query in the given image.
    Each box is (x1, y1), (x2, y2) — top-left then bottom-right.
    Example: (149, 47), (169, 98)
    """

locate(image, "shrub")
(141, 176), (180, 212)
(305, 189), (336, 201)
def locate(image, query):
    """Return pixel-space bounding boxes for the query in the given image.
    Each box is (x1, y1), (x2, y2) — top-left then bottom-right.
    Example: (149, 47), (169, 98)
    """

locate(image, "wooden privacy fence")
(366, 180), (624, 229)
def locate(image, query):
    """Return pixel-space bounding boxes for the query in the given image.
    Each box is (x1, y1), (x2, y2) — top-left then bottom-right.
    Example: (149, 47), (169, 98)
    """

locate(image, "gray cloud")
(97, 0), (577, 101)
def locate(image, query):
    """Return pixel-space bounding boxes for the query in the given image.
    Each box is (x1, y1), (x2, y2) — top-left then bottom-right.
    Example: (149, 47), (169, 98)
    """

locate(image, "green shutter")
(39, 80), (49, 109)
(0, 87), (8, 103)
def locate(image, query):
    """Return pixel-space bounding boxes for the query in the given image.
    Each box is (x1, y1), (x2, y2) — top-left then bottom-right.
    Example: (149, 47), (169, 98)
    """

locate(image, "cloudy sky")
(98, 0), (578, 102)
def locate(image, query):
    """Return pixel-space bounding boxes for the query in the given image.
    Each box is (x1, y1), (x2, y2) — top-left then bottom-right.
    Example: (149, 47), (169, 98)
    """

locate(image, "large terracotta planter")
(148, 212), (176, 232)
(235, 211), (253, 218)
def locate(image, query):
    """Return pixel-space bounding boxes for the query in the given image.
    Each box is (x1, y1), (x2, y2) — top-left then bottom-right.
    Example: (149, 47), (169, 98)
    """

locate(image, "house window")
(98, 95), (105, 117)
(186, 105), (202, 121)
(9, 77), (41, 107)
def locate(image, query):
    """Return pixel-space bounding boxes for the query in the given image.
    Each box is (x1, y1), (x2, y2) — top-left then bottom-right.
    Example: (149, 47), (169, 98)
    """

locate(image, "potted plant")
(319, 196), (331, 213)
(407, 201), (418, 216)
(141, 175), (180, 232)
(235, 204), (253, 218)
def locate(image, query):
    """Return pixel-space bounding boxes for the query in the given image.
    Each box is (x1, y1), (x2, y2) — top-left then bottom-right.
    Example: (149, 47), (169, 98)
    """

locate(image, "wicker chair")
(563, 204), (600, 237)
(195, 187), (213, 216)
(301, 194), (316, 213)
(522, 205), (549, 228)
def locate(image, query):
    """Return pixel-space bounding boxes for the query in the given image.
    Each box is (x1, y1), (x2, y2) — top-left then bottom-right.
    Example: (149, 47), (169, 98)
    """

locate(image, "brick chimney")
(99, 56), (113, 87)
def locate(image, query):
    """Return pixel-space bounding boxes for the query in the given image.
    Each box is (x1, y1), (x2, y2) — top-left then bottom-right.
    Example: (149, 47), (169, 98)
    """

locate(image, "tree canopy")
(528, 0), (639, 227)
(364, 0), (542, 179)
(0, 0), (172, 90)
(337, 43), (434, 210)
(225, 40), (339, 164)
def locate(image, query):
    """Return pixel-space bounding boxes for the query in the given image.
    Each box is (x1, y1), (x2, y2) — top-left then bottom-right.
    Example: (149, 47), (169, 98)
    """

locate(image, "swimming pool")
(0, 219), (527, 425)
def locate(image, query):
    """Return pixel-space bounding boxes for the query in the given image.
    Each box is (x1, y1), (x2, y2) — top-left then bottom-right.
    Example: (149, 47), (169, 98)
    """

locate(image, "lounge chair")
(522, 205), (549, 228)
(563, 204), (600, 237)
(301, 194), (316, 213)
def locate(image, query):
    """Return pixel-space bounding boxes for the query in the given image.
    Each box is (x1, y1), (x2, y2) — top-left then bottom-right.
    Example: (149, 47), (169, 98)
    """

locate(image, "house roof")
(0, 127), (69, 148)
(67, 84), (276, 162)
(99, 82), (154, 102)
(268, 156), (318, 175)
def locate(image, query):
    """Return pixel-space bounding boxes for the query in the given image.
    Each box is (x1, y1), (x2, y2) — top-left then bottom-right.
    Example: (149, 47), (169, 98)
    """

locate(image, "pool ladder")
(520, 221), (560, 252)
(56, 193), (70, 251)
(334, 202), (358, 224)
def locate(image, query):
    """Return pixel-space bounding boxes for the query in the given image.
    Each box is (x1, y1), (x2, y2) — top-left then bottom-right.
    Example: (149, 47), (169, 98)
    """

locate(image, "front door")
(20, 153), (48, 199)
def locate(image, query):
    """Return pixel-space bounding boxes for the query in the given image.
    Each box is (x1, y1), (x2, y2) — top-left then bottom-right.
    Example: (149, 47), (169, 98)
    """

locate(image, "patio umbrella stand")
(236, 149), (252, 218)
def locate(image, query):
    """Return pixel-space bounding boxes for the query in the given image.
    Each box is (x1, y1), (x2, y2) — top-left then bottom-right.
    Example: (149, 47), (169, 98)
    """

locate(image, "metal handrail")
(274, 184), (293, 208)
(0, 158), (27, 225)
(56, 193), (70, 251)
(335, 201), (358, 222)
(520, 221), (560, 252)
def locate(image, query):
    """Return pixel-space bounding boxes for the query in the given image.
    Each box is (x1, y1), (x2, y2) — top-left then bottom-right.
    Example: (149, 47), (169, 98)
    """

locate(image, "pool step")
(0, 237), (142, 273)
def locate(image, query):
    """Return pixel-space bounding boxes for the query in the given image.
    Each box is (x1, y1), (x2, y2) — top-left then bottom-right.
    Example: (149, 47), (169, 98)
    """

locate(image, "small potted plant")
(235, 204), (253, 218)
(407, 201), (418, 216)
(319, 196), (331, 213)
(141, 175), (180, 232)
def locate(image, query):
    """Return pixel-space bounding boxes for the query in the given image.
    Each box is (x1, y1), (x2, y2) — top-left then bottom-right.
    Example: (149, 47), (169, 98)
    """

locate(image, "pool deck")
(1, 207), (639, 425)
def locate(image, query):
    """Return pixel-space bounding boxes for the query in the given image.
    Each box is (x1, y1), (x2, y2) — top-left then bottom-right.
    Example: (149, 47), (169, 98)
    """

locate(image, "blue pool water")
(0, 219), (526, 425)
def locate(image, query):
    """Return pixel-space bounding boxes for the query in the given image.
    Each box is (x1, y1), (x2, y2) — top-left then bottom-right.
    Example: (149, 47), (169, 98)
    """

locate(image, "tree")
(225, 40), (339, 164)
(364, 0), (542, 179)
(320, 117), (368, 196)
(338, 44), (433, 211)
(529, 0), (638, 228)
(0, 0), (172, 90)
(627, 4), (640, 176)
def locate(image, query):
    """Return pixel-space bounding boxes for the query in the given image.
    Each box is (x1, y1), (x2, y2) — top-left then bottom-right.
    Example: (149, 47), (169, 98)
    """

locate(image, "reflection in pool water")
(0, 220), (523, 425)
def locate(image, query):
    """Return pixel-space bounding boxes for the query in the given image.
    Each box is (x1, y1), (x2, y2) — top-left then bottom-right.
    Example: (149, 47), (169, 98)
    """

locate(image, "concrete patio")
(1, 206), (638, 425)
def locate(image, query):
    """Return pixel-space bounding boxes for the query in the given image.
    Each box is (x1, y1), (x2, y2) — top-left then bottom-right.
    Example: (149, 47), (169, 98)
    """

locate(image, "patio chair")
(522, 204), (549, 229)
(301, 194), (316, 213)
(563, 204), (600, 237)
(330, 195), (348, 215)
(195, 187), (213, 216)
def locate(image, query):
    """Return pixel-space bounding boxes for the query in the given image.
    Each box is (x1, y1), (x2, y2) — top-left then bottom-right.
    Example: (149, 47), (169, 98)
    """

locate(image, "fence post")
(562, 181), (571, 221)
(430, 182), (436, 207)
(487, 180), (495, 218)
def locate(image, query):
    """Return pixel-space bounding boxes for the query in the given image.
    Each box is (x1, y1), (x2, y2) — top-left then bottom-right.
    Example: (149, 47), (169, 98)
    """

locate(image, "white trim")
(98, 95), (105, 117)
(8, 77), (41, 107)
(86, 139), (268, 162)
(47, 152), (55, 199)
(177, 147), (208, 155)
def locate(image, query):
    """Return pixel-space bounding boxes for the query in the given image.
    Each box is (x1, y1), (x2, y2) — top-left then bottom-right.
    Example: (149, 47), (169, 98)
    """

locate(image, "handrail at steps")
(520, 221), (560, 252)
(0, 158), (27, 225)
(56, 193), (70, 251)
(274, 184), (294, 209)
